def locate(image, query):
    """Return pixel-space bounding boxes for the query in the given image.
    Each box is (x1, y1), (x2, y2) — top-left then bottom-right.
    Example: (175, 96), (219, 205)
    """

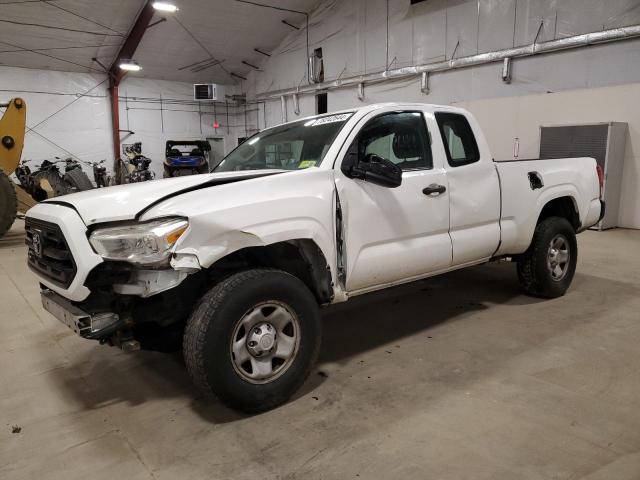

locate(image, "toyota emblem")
(32, 230), (43, 258)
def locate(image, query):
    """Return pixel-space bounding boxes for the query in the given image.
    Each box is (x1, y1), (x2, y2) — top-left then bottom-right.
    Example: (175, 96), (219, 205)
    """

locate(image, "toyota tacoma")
(25, 103), (604, 412)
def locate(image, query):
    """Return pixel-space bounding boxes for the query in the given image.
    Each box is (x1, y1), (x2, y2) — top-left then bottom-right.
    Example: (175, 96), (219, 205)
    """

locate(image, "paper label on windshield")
(298, 160), (317, 169)
(308, 113), (351, 126)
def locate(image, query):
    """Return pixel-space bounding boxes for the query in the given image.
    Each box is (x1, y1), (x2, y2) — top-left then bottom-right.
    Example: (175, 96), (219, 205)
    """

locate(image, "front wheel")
(183, 269), (321, 412)
(517, 216), (577, 298)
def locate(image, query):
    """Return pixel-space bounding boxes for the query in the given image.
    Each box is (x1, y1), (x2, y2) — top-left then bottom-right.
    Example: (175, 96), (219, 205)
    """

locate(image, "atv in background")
(163, 140), (211, 177)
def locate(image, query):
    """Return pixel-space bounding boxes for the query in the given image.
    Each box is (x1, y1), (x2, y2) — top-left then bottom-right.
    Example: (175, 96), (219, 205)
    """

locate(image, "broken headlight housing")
(89, 218), (188, 266)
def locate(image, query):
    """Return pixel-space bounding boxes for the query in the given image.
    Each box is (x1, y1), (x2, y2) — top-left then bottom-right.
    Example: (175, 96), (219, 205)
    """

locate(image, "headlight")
(89, 218), (188, 265)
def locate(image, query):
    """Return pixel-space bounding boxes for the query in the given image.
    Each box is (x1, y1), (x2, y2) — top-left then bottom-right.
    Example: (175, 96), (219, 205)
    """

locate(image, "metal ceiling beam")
(109, 0), (155, 85)
(108, 0), (155, 169)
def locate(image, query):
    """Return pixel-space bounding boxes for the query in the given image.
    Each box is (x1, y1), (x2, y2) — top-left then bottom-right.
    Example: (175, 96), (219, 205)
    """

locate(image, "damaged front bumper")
(41, 289), (123, 340)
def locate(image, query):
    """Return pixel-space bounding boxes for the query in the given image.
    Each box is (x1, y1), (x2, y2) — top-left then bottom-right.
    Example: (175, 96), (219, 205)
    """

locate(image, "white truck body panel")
(49, 170), (280, 225)
(142, 168), (338, 279)
(494, 157), (601, 255)
(25, 102), (602, 304)
(333, 106), (452, 292)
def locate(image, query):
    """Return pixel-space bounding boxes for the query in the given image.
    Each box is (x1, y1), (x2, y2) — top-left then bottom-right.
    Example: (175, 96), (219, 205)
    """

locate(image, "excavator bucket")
(0, 98), (27, 238)
(0, 98), (26, 173)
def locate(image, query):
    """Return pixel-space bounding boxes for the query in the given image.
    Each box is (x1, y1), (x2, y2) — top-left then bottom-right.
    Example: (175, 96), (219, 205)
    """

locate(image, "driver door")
(335, 109), (452, 293)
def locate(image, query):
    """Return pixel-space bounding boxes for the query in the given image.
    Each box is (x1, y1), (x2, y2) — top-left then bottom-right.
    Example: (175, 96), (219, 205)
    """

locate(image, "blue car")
(164, 140), (211, 177)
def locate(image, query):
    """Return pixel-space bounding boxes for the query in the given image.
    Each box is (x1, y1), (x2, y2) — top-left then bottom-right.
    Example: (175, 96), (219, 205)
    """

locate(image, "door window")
(355, 112), (432, 171)
(435, 112), (480, 167)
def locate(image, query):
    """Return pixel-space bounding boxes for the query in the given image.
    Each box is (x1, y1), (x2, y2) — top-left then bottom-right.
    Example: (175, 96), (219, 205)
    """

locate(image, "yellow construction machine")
(0, 98), (36, 238)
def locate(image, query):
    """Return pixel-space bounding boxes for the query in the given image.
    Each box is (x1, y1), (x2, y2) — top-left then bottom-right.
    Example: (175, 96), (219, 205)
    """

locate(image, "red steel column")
(109, 79), (120, 166)
(108, 0), (155, 169)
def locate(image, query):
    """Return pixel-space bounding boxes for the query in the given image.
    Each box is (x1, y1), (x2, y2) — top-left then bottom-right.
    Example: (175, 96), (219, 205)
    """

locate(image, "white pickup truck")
(26, 103), (604, 412)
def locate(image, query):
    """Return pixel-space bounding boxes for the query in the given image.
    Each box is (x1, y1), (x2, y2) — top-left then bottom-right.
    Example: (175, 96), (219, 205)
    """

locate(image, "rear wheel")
(0, 171), (17, 238)
(183, 269), (321, 412)
(517, 216), (577, 298)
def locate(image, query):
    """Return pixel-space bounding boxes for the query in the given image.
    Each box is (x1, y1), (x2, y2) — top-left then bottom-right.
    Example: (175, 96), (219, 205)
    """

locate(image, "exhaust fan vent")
(194, 83), (220, 101)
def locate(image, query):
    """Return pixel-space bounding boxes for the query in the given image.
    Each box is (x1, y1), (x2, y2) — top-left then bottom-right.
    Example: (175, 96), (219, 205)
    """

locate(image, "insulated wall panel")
(445, 0), (480, 58)
(412, 0), (448, 64)
(364, 0), (388, 72)
(388, 1), (414, 68)
(514, 0), (559, 45)
(478, 0), (517, 52)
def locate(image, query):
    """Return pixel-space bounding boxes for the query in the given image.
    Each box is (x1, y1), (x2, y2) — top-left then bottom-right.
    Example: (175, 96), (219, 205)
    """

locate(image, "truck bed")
(494, 157), (602, 255)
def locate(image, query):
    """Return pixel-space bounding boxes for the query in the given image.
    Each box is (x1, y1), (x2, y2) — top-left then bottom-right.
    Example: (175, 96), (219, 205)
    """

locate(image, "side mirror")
(344, 151), (402, 188)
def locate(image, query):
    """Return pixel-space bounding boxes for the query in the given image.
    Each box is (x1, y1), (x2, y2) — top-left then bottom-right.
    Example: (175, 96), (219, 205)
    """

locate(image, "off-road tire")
(183, 268), (321, 413)
(0, 171), (17, 238)
(517, 216), (577, 298)
(64, 168), (94, 191)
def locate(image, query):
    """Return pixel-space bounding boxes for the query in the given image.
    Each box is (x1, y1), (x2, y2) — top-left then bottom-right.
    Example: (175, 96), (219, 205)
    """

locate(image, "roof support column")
(108, 1), (155, 168)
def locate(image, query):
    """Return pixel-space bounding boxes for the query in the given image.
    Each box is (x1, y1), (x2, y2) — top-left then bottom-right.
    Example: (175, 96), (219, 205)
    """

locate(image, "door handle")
(423, 184), (446, 196)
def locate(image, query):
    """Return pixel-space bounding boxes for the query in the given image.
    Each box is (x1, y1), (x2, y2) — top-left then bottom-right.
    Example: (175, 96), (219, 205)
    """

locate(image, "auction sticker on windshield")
(307, 113), (352, 127)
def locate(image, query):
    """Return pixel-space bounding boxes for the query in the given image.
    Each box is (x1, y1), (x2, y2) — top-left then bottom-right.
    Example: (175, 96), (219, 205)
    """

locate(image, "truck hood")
(45, 170), (286, 225)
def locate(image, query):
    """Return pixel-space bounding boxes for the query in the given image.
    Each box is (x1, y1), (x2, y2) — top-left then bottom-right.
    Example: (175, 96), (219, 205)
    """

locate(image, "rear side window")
(435, 112), (480, 167)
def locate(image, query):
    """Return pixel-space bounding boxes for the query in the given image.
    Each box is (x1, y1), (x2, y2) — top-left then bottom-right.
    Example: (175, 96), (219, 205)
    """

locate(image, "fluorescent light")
(119, 60), (141, 71)
(153, 2), (178, 12)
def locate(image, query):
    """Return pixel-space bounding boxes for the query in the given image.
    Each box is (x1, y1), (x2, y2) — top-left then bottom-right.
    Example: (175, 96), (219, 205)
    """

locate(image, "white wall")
(116, 77), (249, 177)
(0, 66), (112, 169)
(0, 66), (258, 180)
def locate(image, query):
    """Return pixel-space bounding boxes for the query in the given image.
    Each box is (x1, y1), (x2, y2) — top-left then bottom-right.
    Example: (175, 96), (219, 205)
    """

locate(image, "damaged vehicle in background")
(26, 103), (604, 412)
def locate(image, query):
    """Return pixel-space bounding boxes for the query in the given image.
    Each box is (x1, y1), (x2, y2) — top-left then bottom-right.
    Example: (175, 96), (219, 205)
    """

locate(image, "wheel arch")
(205, 238), (334, 305)
(536, 195), (580, 231)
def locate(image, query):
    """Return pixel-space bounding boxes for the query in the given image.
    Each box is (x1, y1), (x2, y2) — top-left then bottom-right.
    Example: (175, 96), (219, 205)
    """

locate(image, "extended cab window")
(356, 112), (432, 171)
(435, 112), (480, 167)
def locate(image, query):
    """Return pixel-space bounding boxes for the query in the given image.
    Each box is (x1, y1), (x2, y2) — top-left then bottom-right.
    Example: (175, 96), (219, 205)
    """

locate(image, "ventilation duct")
(256, 24), (640, 100)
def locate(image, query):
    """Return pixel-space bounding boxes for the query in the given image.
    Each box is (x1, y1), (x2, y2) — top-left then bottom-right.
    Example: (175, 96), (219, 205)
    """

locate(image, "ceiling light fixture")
(152, 2), (178, 12)
(119, 60), (141, 71)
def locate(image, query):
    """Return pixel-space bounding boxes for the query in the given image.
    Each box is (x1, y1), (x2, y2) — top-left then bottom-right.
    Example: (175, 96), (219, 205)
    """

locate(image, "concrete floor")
(1, 218), (640, 480)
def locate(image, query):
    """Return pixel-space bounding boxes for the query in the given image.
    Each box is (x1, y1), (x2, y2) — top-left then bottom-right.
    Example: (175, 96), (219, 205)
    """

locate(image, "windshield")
(214, 112), (353, 172)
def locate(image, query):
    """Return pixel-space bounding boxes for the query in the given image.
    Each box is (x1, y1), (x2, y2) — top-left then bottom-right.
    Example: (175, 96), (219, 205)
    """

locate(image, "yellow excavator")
(0, 98), (36, 238)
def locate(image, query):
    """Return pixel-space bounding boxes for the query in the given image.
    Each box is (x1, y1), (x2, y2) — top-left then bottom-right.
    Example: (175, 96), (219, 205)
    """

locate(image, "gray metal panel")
(539, 124), (609, 169)
(600, 123), (628, 229)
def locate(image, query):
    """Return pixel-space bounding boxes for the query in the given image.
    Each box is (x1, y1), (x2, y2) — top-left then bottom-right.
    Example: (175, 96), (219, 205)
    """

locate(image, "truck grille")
(25, 218), (77, 288)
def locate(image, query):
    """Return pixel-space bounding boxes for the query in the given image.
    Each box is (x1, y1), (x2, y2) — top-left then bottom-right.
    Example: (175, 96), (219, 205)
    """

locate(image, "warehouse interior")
(1, 1), (640, 479)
